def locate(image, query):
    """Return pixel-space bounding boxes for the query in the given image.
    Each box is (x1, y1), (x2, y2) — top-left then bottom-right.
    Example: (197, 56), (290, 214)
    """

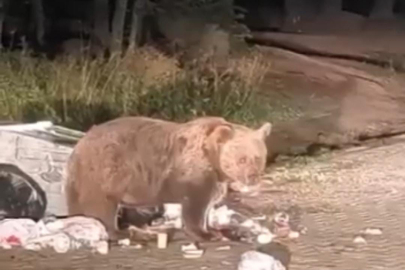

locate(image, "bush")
(0, 47), (273, 131)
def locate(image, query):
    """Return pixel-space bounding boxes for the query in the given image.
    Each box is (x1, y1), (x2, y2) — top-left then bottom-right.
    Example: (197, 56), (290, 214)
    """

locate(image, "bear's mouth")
(229, 181), (261, 194)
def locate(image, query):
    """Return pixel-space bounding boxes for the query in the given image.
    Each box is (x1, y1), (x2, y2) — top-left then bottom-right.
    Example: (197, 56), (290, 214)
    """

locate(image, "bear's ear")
(204, 123), (234, 168)
(255, 122), (272, 141)
(206, 124), (234, 147)
(204, 118), (234, 144)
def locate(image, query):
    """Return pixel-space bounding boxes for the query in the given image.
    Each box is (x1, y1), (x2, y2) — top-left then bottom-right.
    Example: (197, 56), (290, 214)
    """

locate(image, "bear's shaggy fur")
(65, 116), (271, 241)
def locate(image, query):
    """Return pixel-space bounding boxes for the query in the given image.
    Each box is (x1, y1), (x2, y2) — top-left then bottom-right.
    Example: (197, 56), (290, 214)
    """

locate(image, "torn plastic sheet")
(0, 216), (109, 254)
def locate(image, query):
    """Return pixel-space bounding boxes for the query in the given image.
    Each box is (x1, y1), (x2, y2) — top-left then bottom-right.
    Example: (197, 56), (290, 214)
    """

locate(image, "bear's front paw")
(184, 227), (221, 243)
(206, 229), (225, 242)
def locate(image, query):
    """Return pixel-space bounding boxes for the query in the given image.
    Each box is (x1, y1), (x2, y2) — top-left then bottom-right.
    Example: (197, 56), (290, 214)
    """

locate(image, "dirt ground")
(256, 134), (405, 270)
(1, 134), (405, 270)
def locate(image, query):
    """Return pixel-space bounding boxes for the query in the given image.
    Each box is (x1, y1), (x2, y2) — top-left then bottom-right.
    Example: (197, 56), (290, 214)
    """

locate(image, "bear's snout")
(245, 172), (260, 186)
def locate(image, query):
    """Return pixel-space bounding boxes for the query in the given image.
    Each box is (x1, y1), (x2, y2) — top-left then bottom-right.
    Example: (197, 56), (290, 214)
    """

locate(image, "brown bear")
(65, 116), (271, 242)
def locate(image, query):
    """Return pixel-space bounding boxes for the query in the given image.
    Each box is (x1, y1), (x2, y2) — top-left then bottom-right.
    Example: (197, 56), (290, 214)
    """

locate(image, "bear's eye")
(238, 157), (247, 164)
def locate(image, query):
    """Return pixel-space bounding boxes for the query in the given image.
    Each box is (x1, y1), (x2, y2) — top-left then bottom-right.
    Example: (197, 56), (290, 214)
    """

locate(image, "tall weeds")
(0, 47), (272, 131)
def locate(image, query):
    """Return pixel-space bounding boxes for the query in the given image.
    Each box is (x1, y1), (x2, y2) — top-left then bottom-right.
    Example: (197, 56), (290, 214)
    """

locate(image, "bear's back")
(67, 116), (228, 203)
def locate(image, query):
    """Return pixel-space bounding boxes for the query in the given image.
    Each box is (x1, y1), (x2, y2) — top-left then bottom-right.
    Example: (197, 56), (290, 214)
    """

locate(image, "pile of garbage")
(0, 216), (109, 254)
(208, 205), (298, 244)
(125, 203), (300, 246)
(0, 203), (301, 262)
(210, 205), (273, 243)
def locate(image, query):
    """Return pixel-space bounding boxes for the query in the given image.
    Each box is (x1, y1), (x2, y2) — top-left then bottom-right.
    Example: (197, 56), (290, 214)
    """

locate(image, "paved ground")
(264, 135), (405, 270)
(1, 135), (405, 270)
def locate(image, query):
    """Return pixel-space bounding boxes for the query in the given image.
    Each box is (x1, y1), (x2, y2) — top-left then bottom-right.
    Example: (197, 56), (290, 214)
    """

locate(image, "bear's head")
(219, 122), (272, 193)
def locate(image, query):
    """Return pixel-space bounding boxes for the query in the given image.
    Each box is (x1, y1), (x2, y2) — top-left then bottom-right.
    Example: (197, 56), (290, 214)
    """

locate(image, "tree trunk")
(31, 0), (45, 46)
(111, 0), (128, 53)
(321, 0), (342, 14)
(93, 0), (110, 50)
(283, 0), (316, 33)
(128, 0), (147, 50)
(0, 0), (6, 49)
(370, 0), (395, 19)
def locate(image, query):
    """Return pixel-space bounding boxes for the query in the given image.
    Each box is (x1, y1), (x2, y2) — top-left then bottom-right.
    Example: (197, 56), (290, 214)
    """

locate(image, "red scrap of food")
(6, 235), (22, 246)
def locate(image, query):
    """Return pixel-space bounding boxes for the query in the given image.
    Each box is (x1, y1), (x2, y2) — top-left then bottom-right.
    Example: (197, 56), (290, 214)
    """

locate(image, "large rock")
(246, 34), (405, 160)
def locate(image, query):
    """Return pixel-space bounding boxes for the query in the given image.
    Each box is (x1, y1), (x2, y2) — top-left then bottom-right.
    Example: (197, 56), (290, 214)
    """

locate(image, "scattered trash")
(270, 212), (293, 239)
(257, 233), (274, 244)
(215, 245), (231, 251)
(208, 206), (302, 244)
(127, 204), (278, 246)
(157, 233), (168, 249)
(120, 204), (300, 253)
(274, 212), (289, 226)
(251, 215), (267, 221)
(181, 243), (199, 252)
(0, 216), (109, 254)
(127, 224), (158, 239)
(237, 217), (275, 244)
(240, 219), (255, 228)
(351, 227), (382, 246)
(162, 204), (183, 229)
(135, 244), (143, 249)
(25, 232), (73, 253)
(118, 238), (131, 247)
(147, 204), (182, 230)
(182, 243), (204, 259)
(208, 205), (237, 228)
(257, 242), (291, 269)
(353, 235), (367, 245)
(0, 219), (37, 249)
(182, 250), (204, 259)
(299, 226), (308, 235)
(361, 227), (383, 236)
(238, 251), (287, 270)
(95, 241), (109, 255)
(288, 231), (300, 239)
(118, 205), (165, 231)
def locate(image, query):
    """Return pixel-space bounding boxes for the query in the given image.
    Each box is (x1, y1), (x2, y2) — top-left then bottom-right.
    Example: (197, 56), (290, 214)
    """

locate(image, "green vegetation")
(0, 47), (277, 131)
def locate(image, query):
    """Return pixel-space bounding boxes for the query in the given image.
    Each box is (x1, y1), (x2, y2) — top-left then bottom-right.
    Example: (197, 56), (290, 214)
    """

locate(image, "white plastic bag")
(162, 204), (182, 229)
(24, 232), (73, 253)
(45, 216), (109, 244)
(0, 216), (109, 254)
(208, 205), (236, 228)
(0, 219), (39, 248)
(238, 251), (286, 270)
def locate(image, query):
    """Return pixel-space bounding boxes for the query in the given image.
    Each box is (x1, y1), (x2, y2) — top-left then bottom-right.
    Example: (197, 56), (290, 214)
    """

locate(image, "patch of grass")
(0, 47), (275, 131)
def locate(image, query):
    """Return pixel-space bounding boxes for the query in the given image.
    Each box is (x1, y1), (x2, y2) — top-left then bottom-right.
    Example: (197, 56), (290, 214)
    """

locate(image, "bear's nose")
(246, 173), (259, 185)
